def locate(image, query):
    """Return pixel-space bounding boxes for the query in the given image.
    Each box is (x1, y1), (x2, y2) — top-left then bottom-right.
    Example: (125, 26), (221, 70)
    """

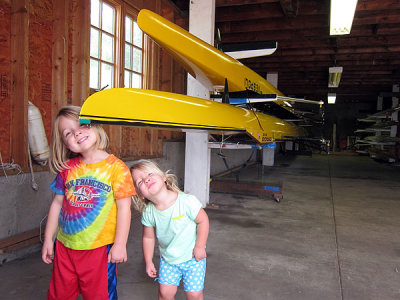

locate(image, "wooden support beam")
(216, 0), (280, 7)
(71, 0), (90, 105)
(52, 0), (69, 119)
(10, 0), (29, 169)
(107, 124), (122, 157)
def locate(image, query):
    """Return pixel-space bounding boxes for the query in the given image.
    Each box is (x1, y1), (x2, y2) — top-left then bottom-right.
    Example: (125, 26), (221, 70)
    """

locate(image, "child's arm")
(193, 208), (209, 261)
(142, 226), (157, 278)
(41, 194), (63, 264)
(108, 196), (131, 263)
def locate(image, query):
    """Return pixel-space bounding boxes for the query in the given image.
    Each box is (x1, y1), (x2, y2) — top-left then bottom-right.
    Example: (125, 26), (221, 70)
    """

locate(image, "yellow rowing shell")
(137, 9), (284, 101)
(79, 88), (304, 144)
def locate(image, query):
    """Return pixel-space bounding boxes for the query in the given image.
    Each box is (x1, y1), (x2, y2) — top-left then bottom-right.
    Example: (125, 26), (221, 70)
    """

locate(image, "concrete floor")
(0, 153), (399, 299)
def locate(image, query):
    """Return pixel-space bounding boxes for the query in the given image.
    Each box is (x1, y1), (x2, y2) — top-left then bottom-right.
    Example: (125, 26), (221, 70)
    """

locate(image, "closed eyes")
(136, 173), (153, 186)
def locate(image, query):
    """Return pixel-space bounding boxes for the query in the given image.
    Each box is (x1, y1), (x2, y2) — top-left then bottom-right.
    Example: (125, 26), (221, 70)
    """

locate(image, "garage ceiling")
(170, 0), (400, 108)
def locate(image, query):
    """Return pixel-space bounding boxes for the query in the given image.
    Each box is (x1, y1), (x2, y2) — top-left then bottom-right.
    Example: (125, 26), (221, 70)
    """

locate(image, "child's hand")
(108, 244), (127, 263)
(193, 246), (207, 261)
(41, 239), (54, 264)
(146, 262), (157, 278)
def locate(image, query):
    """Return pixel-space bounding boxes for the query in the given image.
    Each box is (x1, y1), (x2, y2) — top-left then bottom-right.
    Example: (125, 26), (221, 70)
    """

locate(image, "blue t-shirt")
(141, 192), (202, 264)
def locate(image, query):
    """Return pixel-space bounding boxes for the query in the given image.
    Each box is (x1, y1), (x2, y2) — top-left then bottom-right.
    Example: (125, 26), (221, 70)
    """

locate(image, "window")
(124, 15), (143, 88)
(90, 0), (143, 90)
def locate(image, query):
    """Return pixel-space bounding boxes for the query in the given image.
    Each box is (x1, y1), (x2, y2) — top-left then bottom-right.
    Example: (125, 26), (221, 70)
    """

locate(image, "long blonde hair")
(130, 159), (181, 212)
(49, 105), (109, 173)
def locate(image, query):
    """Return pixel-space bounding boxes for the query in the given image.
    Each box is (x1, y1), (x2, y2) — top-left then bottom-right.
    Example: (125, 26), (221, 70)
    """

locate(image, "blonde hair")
(130, 159), (181, 212)
(49, 105), (109, 173)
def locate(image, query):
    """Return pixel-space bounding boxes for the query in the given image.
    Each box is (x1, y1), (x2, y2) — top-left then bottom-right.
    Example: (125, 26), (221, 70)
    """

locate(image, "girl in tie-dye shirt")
(41, 106), (135, 300)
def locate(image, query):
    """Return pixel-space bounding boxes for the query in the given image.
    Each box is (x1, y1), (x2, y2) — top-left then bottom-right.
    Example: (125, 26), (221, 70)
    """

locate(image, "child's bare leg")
(159, 284), (178, 300)
(185, 290), (204, 300)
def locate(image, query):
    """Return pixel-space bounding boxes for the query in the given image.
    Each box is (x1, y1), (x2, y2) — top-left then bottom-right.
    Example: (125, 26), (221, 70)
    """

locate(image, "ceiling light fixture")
(328, 93), (336, 104)
(330, 0), (358, 35)
(328, 66), (343, 88)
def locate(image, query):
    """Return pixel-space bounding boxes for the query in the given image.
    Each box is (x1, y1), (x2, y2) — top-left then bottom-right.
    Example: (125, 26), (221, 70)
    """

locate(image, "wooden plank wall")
(28, 0), (53, 147)
(51, 0), (68, 118)
(0, 1), (12, 163)
(0, 0), (187, 169)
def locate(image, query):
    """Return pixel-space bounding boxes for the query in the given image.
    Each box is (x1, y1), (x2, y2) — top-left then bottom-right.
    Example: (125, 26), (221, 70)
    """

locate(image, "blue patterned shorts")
(158, 256), (206, 292)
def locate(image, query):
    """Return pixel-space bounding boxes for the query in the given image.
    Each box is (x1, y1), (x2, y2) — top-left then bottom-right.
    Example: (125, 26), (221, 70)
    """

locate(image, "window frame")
(123, 11), (143, 89)
(89, 0), (145, 92)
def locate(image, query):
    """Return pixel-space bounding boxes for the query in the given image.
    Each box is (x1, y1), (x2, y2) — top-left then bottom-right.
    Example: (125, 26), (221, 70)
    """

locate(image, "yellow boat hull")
(79, 88), (304, 144)
(137, 9), (283, 98)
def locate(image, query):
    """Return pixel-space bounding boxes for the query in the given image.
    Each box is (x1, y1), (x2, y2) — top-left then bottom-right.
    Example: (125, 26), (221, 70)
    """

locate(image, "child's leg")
(158, 257), (181, 300)
(159, 284), (178, 300)
(74, 245), (110, 300)
(181, 258), (206, 300)
(185, 290), (204, 300)
(47, 241), (79, 300)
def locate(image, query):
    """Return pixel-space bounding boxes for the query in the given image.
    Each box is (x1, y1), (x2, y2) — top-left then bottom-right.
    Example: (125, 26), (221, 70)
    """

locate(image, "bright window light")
(330, 0), (358, 35)
(328, 93), (336, 104)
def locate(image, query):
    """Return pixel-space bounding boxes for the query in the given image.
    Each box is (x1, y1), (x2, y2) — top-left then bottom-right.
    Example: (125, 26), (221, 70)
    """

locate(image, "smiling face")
(58, 115), (97, 154)
(131, 167), (166, 201)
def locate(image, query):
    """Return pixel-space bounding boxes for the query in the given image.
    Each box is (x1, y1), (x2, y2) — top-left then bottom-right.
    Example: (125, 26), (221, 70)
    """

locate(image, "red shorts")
(47, 241), (117, 300)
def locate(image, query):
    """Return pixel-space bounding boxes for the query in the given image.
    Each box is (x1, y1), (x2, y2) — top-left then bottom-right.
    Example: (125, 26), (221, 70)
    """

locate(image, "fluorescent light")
(328, 93), (336, 104)
(328, 66), (343, 87)
(330, 0), (358, 35)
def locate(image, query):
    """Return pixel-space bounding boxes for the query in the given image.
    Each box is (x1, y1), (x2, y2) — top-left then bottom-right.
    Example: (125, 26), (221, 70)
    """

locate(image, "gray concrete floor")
(0, 154), (400, 299)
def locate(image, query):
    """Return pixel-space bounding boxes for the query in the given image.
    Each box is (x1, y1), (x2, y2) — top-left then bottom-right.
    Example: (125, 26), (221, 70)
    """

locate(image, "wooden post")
(52, 0), (69, 119)
(10, 0), (29, 169)
(71, 0), (90, 105)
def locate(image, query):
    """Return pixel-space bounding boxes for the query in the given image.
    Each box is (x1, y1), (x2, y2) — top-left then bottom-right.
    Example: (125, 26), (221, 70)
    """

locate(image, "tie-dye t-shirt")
(50, 155), (135, 250)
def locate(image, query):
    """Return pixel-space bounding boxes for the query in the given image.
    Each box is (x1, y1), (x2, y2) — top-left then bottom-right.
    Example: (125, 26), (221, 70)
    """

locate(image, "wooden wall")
(0, 1), (12, 163)
(0, 0), (186, 169)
